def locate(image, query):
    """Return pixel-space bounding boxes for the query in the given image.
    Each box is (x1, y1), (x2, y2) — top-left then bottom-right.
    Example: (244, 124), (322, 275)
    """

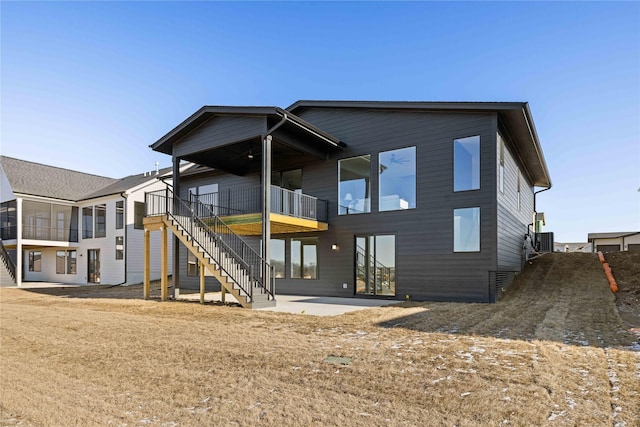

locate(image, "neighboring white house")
(553, 242), (593, 253)
(0, 156), (182, 286)
(587, 232), (640, 253)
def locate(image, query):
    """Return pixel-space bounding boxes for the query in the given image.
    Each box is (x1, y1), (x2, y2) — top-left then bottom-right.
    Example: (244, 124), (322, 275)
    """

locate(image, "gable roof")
(150, 106), (344, 158)
(286, 100), (551, 188)
(0, 156), (118, 201)
(0, 156), (171, 202)
(82, 167), (173, 200)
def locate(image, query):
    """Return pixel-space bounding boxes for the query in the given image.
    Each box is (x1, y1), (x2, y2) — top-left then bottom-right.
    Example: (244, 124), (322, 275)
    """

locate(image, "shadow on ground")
(375, 253), (638, 349)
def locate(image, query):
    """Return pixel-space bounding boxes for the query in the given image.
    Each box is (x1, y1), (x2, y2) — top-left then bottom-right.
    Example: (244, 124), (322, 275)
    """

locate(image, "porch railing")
(0, 240), (16, 283)
(22, 226), (79, 242)
(146, 188), (275, 302)
(193, 185), (328, 223)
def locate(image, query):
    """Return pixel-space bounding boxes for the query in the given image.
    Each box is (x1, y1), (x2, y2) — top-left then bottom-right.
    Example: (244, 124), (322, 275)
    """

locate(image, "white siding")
(125, 179), (173, 284)
(0, 165), (15, 202)
(77, 196), (126, 284)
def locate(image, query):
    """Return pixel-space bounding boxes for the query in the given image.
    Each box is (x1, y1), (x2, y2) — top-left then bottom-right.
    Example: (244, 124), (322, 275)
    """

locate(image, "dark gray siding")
(173, 116), (265, 158)
(496, 131), (535, 270)
(283, 108), (498, 301)
(173, 108), (508, 302)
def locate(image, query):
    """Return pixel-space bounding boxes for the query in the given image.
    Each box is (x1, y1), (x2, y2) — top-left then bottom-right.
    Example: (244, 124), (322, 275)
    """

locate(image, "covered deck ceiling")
(150, 106), (345, 176)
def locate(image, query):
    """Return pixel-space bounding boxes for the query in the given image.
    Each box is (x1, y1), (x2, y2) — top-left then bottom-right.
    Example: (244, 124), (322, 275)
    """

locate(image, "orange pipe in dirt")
(599, 253), (618, 293)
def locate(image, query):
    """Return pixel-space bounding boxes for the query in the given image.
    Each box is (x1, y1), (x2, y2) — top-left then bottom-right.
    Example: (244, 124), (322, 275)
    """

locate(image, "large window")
(82, 207), (93, 238)
(454, 135), (480, 192)
(271, 239), (285, 279)
(339, 155), (371, 215)
(115, 236), (124, 260)
(134, 202), (145, 230)
(56, 250), (76, 274)
(1, 200), (17, 240)
(379, 147), (416, 211)
(291, 237), (317, 279)
(498, 135), (505, 194)
(187, 251), (198, 276)
(355, 235), (396, 296)
(454, 207), (480, 252)
(95, 204), (106, 238)
(28, 251), (41, 272)
(116, 201), (124, 229)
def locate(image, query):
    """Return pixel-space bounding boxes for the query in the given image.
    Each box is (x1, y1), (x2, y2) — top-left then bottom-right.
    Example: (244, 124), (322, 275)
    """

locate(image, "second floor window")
(116, 201), (124, 229)
(339, 155), (371, 215)
(95, 204), (106, 238)
(379, 147), (416, 211)
(82, 207), (93, 239)
(454, 135), (480, 192)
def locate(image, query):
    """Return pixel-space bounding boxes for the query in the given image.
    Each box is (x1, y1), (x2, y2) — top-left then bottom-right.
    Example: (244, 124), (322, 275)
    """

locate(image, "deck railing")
(22, 226), (79, 242)
(193, 186), (328, 223)
(145, 188), (275, 302)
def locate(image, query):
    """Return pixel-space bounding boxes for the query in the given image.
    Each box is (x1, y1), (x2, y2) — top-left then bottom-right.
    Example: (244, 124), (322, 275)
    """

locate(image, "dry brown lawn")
(1, 253), (638, 426)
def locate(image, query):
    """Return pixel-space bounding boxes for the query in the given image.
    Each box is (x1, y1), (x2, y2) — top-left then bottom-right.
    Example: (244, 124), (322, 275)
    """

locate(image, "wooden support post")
(221, 285), (226, 304)
(199, 262), (205, 304)
(143, 229), (150, 300)
(161, 225), (168, 301)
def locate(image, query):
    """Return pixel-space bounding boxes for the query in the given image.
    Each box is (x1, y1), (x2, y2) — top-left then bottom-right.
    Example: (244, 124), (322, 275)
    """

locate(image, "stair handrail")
(356, 244), (392, 287)
(146, 188), (275, 302)
(0, 239), (16, 283)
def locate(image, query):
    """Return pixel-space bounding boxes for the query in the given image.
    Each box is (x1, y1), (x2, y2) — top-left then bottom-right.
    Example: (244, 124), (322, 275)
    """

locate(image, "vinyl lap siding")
(496, 132), (535, 270)
(173, 116), (266, 158)
(173, 108), (505, 302)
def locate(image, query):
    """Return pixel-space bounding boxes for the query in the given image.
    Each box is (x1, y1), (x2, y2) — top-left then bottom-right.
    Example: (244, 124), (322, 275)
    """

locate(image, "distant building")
(0, 156), (185, 286)
(587, 232), (640, 253)
(553, 242), (592, 253)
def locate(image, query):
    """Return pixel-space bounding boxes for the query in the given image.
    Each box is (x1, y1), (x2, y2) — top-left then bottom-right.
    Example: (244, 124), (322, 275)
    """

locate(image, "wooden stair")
(166, 215), (275, 309)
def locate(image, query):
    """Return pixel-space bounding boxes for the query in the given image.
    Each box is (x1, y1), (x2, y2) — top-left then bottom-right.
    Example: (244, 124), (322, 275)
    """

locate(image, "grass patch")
(1, 253), (638, 426)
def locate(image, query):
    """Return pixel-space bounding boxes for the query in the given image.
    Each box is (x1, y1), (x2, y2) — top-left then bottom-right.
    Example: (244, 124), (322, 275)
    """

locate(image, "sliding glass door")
(355, 235), (395, 296)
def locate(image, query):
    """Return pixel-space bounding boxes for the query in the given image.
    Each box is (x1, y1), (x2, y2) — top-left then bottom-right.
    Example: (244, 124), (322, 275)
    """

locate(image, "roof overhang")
(150, 106), (345, 175)
(588, 231), (640, 242)
(287, 100), (552, 188)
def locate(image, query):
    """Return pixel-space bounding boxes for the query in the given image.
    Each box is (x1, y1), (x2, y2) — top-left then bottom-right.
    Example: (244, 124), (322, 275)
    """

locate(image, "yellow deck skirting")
(218, 212), (328, 235)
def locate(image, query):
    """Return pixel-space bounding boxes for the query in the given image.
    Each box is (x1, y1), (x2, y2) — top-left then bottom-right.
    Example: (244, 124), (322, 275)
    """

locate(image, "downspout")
(120, 192), (128, 285)
(533, 186), (552, 213)
(532, 185), (552, 251)
(259, 111), (289, 295)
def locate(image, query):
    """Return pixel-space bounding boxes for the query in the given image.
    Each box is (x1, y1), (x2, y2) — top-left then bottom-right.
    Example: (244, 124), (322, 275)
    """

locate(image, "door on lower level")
(355, 235), (395, 297)
(88, 249), (100, 283)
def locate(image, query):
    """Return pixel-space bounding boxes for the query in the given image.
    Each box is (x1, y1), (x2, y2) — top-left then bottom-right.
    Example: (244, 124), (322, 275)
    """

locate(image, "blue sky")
(1, 1), (638, 242)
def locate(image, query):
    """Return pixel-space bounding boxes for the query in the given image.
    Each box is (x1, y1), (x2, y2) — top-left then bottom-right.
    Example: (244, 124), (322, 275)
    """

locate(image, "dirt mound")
(605, 251), (640, 330)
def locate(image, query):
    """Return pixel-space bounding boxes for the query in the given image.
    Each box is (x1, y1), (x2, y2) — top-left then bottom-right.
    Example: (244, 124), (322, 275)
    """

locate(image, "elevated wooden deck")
(217, 212), (328, 235)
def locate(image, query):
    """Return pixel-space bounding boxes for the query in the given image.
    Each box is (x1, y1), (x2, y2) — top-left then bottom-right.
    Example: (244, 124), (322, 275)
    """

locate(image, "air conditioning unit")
(537, 232), (554, 253)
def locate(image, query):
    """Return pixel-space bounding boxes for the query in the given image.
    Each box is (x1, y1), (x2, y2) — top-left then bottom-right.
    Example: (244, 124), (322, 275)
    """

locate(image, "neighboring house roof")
(1, 155), (171, 202)
(0, 156), (118, 201)
(83, 167), (173, 200)
(588, 231), (640, 242)
(286, 100), (552, 188)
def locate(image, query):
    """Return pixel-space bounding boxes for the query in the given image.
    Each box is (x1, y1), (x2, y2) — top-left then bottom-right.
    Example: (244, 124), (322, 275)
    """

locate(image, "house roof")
(0, 156), (171, 202)
(0, 156), (118, 201)
(82, 167), (173, 200)
(150, 106), (344, 157)
(286, 100), (552, 188)
(587, 231), (640, 242)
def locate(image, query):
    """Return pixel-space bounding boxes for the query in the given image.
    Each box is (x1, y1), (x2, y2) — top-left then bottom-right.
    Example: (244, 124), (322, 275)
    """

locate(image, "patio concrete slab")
(178, 291), (399, 316)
